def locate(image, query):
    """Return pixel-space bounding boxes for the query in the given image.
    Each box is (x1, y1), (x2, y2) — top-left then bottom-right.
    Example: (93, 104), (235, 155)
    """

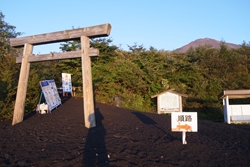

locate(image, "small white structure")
(220, 90), (250, 124)
(37, 103), (49, 114)
(151, 89), (188, 114)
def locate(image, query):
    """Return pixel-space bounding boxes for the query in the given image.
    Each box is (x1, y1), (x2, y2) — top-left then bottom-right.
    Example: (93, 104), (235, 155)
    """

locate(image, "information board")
(171, 112), (198, 132)
(40, 79), (61, 111)
(62, 73), (72, 93)
(160, 92), (179, 111)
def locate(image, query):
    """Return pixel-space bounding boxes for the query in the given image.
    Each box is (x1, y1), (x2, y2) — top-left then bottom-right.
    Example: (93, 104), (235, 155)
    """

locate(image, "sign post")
(171, 112), (198, 144)
(62, 73), (72, 96)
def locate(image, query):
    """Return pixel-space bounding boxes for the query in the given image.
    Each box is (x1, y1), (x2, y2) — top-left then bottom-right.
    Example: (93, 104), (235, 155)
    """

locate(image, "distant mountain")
(175, 38), (241, 53)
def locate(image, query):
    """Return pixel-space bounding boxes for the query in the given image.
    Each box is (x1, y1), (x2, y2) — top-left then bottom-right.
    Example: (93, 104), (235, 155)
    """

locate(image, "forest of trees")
(1, 11), (250, 121)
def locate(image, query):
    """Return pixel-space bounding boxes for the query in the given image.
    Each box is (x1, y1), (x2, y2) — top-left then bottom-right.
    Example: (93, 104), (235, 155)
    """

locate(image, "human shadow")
(132, 112), (178, 142)
(83, 108), (109, 167)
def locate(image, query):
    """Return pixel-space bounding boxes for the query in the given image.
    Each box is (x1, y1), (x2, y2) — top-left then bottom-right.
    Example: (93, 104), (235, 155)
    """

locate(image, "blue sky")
(1, 0), (250, 54)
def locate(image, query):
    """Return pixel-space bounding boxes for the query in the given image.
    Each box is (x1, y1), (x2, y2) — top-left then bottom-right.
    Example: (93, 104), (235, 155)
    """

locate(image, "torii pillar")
(81, 36), (96, 128)
(10, 23), (112, 128)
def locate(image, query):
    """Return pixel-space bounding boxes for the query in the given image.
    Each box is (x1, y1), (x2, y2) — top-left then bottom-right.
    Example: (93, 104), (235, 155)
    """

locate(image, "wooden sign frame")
(10, 23), (111, 128)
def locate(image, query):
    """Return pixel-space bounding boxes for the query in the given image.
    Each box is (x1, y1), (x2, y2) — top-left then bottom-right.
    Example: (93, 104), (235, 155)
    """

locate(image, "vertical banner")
(62, 73), (72, 94)
(171, 112), (198, 132)
(40, 80), (61, 111)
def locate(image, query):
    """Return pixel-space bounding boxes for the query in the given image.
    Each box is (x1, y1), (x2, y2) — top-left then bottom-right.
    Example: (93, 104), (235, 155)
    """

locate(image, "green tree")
(58, 40), (82, 88)
(57, 38), (118, 92)
(0, 12), (22, 119)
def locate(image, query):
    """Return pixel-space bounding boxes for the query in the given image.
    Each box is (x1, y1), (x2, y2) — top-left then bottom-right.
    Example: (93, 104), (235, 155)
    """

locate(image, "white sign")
(40, 80), (61, 111)
(160, 92), (179, 111)
(62, 73), (72, 93)
(171, 112), (198, 132)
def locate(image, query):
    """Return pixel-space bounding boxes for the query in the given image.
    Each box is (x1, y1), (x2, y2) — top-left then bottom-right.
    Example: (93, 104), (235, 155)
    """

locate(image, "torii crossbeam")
(10, 23), (112, 128)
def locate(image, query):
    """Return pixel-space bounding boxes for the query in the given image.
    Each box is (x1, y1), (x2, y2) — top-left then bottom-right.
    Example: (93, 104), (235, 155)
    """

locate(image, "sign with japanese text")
(160, 92), (179, 112)
(171, 112), (198, 132)
(40, 79), (61, 111)
(62, 73), (72, 93)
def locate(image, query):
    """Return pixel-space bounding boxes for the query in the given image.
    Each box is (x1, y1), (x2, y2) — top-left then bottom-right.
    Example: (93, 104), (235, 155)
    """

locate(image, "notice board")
(62, 73), (72, 93)
(40, 79), (61, 111)
(160, 92), (180, 111)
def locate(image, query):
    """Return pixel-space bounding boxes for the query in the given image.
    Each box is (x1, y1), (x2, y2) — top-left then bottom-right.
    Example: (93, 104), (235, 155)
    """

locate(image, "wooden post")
(157, 96), (160, 114)
(179, 96), (183, 112)
(12, 43), (33, 125)
(182, 131), (187, 144)
(81, 36), (96, 128)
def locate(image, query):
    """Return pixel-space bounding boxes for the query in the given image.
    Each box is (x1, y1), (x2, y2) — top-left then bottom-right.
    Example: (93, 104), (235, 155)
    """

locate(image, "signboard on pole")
(62, 73), (72, 95)
(171, 112), (198, 144)
(40, 79), (61, 111)
(171, 112), (198, 132)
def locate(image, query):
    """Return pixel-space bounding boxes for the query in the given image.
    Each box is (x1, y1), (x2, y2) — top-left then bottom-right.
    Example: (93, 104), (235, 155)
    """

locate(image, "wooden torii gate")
(10, 23), (111, 128)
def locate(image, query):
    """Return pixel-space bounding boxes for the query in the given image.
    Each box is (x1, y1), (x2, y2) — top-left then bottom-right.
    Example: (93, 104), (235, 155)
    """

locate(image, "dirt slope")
(1, 97), (249, 166)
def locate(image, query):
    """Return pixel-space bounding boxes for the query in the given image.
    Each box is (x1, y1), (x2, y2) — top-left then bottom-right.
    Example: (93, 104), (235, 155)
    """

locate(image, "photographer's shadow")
(83, 108), (108, 167)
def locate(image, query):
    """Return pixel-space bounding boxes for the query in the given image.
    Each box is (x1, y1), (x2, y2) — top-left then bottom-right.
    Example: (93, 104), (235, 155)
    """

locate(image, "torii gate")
(10, 23), (111, 128)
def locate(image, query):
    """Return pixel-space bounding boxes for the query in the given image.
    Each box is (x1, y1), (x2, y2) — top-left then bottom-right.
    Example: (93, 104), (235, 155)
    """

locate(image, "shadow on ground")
(83, 108), (108, 167)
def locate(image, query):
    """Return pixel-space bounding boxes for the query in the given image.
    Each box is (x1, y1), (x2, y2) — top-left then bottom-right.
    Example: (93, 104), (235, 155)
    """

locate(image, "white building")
(220, 90), (250, 124)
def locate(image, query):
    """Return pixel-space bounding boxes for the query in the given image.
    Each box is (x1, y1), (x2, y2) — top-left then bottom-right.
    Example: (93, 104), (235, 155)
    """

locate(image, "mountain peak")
(175, 38), (240, 53)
